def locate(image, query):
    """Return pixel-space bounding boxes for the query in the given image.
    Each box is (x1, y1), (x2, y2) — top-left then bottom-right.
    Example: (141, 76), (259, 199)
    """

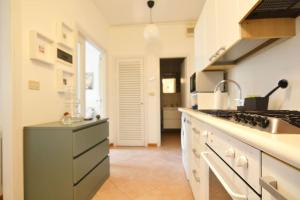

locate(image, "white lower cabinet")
(262, 153), (300, 200)
(188, 118), (208, 200)
(181, 113), (300, 200)
(181, 113), (191, 180)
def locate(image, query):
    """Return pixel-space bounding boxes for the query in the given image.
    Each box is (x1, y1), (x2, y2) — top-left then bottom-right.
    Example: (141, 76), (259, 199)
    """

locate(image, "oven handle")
(201, 152), (248, 200)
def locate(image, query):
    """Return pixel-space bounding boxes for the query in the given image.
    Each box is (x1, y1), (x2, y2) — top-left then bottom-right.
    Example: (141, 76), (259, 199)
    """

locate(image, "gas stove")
(199, 110), (300, 134)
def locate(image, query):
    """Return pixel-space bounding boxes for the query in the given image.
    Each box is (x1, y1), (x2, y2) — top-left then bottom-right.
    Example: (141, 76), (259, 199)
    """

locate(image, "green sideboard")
(24, 119), (110, 200)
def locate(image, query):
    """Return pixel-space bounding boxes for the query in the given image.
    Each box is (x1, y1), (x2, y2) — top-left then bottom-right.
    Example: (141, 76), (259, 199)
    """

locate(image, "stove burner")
(199, 110), (300, 134)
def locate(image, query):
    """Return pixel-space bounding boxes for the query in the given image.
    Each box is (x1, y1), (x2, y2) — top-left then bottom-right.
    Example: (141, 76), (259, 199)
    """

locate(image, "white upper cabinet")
(195, 0), (240, 71)
(237, 0), (262, 22)
(195, 0), (296, 71)
(194, 2), (208, 69)
(215, 0), (240, 54)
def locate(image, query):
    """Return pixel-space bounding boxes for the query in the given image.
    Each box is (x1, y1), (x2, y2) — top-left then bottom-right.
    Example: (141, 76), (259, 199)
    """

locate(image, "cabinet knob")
(236, 156), (248, 168)
(225, 148), (235, 158)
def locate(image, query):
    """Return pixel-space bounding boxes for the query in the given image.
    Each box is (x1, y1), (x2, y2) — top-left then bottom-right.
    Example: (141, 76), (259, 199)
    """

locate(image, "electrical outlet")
(28, 80), (40, 90)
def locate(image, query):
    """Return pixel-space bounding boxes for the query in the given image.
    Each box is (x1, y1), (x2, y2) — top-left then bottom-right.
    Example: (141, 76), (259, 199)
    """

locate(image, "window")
(162, 78), (176, 93)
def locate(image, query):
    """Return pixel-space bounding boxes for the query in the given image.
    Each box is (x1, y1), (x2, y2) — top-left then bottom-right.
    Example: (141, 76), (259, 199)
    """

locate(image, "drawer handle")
(192, 128), (200, 135)
(192, 148), (201, 159)
(260, 176), (288, 200)
(192, 169), (201, 183)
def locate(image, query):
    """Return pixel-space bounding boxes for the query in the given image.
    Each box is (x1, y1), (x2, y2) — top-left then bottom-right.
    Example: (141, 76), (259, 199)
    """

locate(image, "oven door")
(200, 147), (260, 200)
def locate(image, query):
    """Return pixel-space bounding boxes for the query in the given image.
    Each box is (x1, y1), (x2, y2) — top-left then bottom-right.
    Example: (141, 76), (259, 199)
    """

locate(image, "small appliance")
(190, 71), (224, 110)
(190, 71), (224, 93)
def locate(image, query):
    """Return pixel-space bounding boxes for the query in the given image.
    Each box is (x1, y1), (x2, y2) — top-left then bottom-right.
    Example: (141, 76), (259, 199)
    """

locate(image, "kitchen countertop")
(24, 118), (108, 131)
(179, 108), (300, 170)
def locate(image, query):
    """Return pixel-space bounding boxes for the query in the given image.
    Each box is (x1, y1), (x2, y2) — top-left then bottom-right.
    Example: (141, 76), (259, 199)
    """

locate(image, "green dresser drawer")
(74, 157), (110, 200)
(73, 122), (108, 156)
(73, 139), (109, 184)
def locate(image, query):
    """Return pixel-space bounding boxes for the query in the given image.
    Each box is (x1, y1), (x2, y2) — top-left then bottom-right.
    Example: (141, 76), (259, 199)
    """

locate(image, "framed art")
(56, 21), (75, 50)
(30, 31), (55, 65)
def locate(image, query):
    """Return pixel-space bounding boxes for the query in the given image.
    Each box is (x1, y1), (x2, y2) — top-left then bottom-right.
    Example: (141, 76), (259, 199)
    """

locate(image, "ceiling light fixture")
(144, 0), (160, 41)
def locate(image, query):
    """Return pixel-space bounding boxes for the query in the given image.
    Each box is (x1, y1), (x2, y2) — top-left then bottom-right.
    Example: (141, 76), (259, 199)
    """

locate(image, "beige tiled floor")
(92, 132), (194, 200)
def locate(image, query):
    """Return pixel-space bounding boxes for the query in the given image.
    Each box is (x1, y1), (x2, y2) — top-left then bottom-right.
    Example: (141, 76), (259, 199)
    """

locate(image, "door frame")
(1, 0), (23, 198)
(76, 29), (108, 118)
(158, 54), (189, 146)
(115, 57), (146, 146)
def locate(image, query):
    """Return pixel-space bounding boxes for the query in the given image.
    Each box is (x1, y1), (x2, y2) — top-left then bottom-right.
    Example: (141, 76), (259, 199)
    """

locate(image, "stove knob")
(236, 156), (248, 168)
(233, 114), (241, 122)
(239, 114), (247, 123)
(246, 115), (257, 126)
(225, 148), (235, 158)
(260, 118), (270, 128)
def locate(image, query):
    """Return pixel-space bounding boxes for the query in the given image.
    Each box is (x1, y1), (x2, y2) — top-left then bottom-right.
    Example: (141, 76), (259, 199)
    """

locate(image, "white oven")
(200, 126), (261, 200)
(201, 147), (260, 200)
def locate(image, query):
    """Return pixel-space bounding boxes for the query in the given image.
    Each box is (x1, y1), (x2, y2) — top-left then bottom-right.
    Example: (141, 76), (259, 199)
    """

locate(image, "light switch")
(28, 80), (40, 90)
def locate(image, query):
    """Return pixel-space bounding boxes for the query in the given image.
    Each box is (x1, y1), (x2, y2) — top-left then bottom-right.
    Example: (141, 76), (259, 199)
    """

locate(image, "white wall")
(21, 0), (109, 125)
(2, 0), (109, 199)
(108, 22), (195, 145)
(228, 17), (300, 110)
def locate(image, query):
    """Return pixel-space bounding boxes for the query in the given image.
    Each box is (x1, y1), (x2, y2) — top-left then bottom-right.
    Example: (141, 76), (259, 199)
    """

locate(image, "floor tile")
(93, 132), (194, 200)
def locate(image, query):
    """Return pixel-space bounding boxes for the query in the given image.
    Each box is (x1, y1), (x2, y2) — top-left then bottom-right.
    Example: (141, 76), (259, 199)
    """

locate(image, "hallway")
(92, 133), (193, 200)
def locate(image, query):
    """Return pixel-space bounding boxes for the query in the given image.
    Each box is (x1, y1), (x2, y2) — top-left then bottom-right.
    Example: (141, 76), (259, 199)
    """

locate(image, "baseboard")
(109, 143), (114, 147)
(148, 143), (158, 148)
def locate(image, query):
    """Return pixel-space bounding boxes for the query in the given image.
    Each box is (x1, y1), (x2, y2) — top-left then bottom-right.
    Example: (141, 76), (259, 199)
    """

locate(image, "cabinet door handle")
(192, 169), (201, 183)
(209, 55), (217, 62)
(260, 176), (288, 200)
(209, 46), (226, 62)
(192, 148), (201, 159)
(217, 46), (226, 54)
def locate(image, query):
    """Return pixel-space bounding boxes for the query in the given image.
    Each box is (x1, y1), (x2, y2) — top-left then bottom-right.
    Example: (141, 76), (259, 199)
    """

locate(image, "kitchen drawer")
(73, 139), (109, 184)
(207, 127), (261, 194)
(74, 156), (110, 200)
(190, 158), (201, 200)
(163, 119), (181, 129)
(262, 153), (300, 200)
(73, 122), (108, 156)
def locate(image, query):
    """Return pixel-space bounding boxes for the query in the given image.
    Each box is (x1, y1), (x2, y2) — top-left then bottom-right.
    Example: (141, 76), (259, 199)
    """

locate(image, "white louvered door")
(117, 58), (145, 146)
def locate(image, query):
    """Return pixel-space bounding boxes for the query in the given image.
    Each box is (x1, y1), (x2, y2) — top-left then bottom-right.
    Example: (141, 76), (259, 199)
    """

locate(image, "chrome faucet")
(214, 79), (243, 106)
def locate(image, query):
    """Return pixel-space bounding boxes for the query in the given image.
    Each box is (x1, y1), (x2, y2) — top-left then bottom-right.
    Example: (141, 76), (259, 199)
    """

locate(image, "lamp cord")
(150, 8), (153, 24)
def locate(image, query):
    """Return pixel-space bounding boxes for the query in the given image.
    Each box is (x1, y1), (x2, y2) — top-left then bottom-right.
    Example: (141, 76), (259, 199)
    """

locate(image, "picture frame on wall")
(56, 21), (75, 50)
(56, 68), (74, 93)
(29, 31), (55, 65)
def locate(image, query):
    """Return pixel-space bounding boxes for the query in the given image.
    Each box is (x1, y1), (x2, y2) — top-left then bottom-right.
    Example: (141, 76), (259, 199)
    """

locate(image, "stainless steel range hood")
(247, 0), (300, 19)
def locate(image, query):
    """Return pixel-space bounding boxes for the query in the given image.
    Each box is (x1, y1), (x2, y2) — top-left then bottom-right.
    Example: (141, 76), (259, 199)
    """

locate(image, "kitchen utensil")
(241, 79), (288, 111)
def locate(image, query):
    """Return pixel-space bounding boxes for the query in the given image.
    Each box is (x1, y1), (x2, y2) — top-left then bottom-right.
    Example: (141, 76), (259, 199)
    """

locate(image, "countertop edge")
(24, 118), (109, 131)
(179, 108), (300, 170)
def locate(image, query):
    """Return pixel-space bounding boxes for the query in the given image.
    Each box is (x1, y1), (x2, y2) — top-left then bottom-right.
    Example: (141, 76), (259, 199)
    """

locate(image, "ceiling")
(93, 0), (205, 25)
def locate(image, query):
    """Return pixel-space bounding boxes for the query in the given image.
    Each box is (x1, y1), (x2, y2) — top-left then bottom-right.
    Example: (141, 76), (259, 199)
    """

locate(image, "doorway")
(160, 58), (186, 146)
(77, 34), (106, 118)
